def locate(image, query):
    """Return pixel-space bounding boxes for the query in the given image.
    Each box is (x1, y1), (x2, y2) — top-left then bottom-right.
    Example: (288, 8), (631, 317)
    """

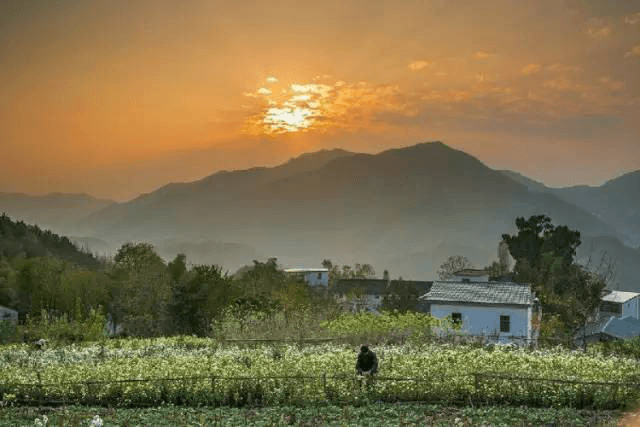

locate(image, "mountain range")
(1, 142), (639, 291)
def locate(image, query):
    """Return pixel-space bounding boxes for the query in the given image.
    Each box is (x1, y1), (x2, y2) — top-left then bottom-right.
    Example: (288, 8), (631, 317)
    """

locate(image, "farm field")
(1, 336), (639, 410)
(0, 403), (623, 426)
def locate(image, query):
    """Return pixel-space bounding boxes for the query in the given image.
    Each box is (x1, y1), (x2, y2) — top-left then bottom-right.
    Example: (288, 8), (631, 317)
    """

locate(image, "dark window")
(600, 301), (622, 315)
(451, 312), (462, 325)
(317, 272), (322, 280)
(500, 315), (510, 333)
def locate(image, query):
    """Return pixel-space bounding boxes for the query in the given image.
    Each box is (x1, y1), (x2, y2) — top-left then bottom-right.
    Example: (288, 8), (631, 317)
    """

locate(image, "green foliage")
(0, 339), (638, 409)
(502, 216), (605, 334)
(18, 306), (106, 344)
(0, 403), (623, 426)
(170, 262), (233, 336)
(110, 243), (171, 337)
(381, 280), (421, 312)
(0, 213), (101, 268)
(321, 311), (455, 344)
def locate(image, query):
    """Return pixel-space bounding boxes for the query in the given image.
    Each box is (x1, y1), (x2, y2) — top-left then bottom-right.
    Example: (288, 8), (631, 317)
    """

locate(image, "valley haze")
(1, 141), (639, 292)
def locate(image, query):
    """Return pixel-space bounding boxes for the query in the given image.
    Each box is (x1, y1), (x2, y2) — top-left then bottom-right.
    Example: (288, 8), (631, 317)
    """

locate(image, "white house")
(284, 268), (329, 287)
(600, 291), (640, 319)
(577, 290), (640, 345)
(419, 281), (537, 344)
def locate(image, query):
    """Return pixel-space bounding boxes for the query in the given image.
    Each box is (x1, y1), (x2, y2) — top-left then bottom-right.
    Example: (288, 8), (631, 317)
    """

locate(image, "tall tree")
(502, 216), (605, 334)
(111, 243), (170, 336)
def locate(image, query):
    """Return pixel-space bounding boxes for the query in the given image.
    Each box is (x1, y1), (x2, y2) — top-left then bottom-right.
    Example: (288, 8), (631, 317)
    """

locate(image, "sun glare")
(263, 107), (313, 132)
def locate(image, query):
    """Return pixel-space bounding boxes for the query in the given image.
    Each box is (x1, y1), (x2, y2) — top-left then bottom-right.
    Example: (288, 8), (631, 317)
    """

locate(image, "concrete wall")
(431, 303), (531, 341)
(622, 296), (639, 319)
(304, 271), (329, 287)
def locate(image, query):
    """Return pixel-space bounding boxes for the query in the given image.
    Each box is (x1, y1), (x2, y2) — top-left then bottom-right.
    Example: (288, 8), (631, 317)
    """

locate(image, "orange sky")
(1, 0), (639, 201)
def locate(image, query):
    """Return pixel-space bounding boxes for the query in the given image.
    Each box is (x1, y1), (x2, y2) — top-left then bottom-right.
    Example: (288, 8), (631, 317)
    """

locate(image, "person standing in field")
(356, 345), (378, 375)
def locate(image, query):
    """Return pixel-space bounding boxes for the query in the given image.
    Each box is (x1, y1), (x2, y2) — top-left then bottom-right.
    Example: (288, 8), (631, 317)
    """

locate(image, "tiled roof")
(419, 281), (534, 306)
(601, 291), (640, 304)
(603, 316), (640, 339)
(453, 269), (489, 277)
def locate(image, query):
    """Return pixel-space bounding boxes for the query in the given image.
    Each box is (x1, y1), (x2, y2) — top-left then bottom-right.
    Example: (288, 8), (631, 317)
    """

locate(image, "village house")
(418, 281), (539, 344)
(576, 290), (640, 345)
(284, 268), (329, 287)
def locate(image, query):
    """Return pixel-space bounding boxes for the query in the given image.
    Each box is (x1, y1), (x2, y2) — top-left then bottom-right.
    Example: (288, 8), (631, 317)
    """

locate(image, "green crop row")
(1, 341), (638, 409)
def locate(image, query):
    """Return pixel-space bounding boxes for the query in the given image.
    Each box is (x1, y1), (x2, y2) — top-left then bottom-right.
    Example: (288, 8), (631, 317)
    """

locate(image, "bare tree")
(437, 255), (472, 280)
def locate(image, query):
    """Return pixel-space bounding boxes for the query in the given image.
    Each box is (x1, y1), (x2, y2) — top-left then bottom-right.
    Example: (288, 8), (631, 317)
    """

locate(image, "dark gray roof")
(603, 316), (640, 339)
(419, 281), (534, 306)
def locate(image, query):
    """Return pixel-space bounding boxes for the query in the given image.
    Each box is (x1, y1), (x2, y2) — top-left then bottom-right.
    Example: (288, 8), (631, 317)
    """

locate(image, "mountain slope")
(554, 171), (640, 247)
(77, 141), (633, 285)
(0, 192), (114, 236)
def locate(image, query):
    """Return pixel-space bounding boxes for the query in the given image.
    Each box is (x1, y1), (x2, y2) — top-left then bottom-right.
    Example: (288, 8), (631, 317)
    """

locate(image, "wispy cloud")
(586, 19), (612, 39)
(625, 45), (640, 58)
(471, 51), (491, 60)
(266, 76), (279, 83)
(625, 12), (640, 25)
(408, 60), (431, 71)
(521, 64), (541, 75)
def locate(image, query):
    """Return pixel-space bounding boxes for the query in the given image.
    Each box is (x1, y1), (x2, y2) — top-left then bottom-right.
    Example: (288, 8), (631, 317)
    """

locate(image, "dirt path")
(619, 409), (640, 426)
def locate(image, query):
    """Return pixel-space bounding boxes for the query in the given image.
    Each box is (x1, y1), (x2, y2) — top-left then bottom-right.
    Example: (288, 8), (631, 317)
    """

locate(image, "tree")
(501, 215), (604, 335)
(437, 255), (472, 280)
(381, 280), (420, 312)
(170, 262), (232, 336)
(111, 243), (171, 336)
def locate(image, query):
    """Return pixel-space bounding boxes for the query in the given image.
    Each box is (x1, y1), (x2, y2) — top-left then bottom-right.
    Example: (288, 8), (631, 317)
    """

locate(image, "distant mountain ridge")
(0, 192), (114, 237)
(3, 142), (639, 291)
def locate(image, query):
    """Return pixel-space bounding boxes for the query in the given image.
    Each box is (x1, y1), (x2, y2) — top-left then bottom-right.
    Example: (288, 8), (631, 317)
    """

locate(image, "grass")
(0, 403), (623, 426)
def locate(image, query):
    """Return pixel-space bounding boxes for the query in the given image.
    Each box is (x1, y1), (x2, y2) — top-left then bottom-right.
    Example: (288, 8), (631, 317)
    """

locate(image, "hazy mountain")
(499, 170), (549, 193)
(553, 171), (640, 247)
(0, 192), (114, 236)
(76, 141), (638, 288)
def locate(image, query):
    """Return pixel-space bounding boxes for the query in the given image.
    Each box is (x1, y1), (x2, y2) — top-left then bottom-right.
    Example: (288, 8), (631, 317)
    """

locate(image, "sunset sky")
(1, 0), (639, 201)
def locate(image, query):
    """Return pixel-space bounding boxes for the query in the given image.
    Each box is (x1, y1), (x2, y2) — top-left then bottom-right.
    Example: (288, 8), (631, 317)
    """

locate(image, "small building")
(419, 281), (537, 344)
(449, 269), (490, 282)
(284, 268), (329, 287)
(576, 290), (640, 345)
(600, 291), (640, 319)
(0, 305), (18, 324)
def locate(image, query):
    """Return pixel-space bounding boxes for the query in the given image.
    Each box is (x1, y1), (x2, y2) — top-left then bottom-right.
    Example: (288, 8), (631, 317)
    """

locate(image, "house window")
(317, 272), (322, 280)
(600, 301), (622, 315)
(500, 315), (510, 333)
(451, 312), (462, 326)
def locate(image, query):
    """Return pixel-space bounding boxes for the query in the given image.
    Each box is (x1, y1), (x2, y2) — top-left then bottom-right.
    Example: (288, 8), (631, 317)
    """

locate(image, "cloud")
(598, 77), (625, 92)
(625, 12), (640, 24)
(408, 60), (431, 71)
(625, 45), (640, 58)
(257, 87), (272, 95)
(586, 19), (612, 39)
(545, 64), (583, 73)
(521, 64), (541, 75)
(471, 51), (490, 60)
(266, 76), (279, 83)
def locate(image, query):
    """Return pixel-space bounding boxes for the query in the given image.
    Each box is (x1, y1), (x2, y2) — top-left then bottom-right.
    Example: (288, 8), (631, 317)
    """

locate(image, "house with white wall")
(418, 281), (537, 344)
(577, 290), (640, 345)
(599, 291), (640, 319)
(284, 268), (329, 287)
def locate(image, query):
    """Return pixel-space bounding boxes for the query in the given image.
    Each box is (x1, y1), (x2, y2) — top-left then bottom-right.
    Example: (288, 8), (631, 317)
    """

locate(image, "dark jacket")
(356, 348), (378, 374)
